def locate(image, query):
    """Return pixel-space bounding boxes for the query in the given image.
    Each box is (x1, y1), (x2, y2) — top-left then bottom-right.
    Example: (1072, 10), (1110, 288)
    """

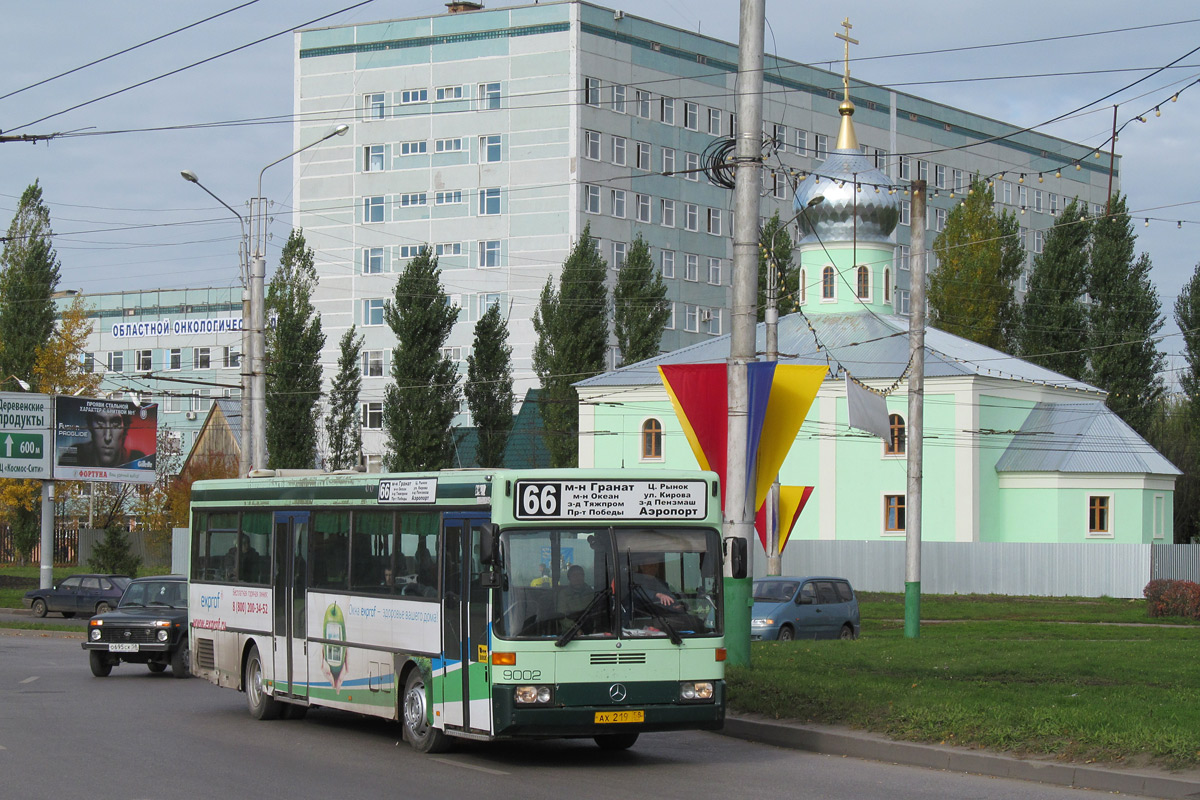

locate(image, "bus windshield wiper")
(555, 583), (611, 648)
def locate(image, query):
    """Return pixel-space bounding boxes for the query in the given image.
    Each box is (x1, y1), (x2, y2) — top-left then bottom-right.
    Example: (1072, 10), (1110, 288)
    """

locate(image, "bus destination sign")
(378, 477), (437, 504)
(513, 479), (707, 521)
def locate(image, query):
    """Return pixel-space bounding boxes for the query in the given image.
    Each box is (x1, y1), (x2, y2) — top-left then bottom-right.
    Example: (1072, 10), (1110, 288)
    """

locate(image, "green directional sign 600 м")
(4, 433), (43, 459)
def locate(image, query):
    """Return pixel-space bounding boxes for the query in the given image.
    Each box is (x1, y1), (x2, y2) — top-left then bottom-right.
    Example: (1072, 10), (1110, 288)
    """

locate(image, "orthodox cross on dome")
(834, 17), (858, 104)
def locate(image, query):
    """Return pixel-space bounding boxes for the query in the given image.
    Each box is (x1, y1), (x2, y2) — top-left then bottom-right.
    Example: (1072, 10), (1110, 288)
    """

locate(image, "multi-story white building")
(281, 1), (1116, 466)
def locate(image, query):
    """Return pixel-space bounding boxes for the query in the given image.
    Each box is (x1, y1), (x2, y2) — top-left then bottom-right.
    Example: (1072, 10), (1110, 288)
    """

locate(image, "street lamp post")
(179, 170), (251, 477)
(248, 123), (348, 472)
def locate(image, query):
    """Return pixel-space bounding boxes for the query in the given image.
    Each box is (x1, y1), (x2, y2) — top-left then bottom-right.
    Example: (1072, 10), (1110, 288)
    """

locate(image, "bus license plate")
(109, 643), (139, 653)
(595, 710), (643, 724)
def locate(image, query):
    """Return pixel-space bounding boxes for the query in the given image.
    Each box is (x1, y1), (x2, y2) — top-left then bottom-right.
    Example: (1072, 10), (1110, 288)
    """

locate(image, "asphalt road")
(2, 631), (1133, 800)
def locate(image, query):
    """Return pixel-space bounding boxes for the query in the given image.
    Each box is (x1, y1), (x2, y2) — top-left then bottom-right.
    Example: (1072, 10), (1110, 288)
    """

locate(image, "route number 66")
(519, 482), (560, 517)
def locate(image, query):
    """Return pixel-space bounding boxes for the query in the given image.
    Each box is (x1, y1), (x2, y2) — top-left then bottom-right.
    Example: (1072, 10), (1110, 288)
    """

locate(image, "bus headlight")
(89, 628), (102, 642)
(514, 685), (553, 705)
(680, 681), (714, 702)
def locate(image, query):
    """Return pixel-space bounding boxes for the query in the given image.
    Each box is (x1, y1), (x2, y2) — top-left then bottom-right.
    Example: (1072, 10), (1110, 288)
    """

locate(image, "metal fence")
(0, 526), (171, 569)
(754, 541), (1200, 599)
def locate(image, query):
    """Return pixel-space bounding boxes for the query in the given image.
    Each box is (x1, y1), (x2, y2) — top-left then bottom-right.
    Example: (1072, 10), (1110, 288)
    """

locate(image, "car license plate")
(594, 710), (643, 724)
(108, 643), (139, 653)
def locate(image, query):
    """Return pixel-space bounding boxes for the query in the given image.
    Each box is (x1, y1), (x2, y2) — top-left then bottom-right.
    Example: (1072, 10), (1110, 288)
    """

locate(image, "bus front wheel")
(594, 733), (639, 750)
(403, 669), (451, 753)
(245, 645), (282, 720)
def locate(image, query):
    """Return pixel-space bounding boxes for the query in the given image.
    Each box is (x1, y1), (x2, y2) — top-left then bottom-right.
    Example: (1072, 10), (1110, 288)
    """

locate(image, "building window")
(635, 194), (651, 223)
(610, 189), (626, 219)
(685, 152), (700, 181)
(611, 135), (626, 166)
(684, 102), (698, 130)
(434, 242), (462, 257)
(1088, 496), (1112, 536)
(584, 77), (601, 107)
(363, 299), (385, 326)
(814, 134), (828, 161)
(707, 257), (722, 285)
(660, 97), (675, 125)
(952, 168), (963, 192)
(706, 208), (722, 236)
(1019, 185), (1028, 208)
(364, 92), (386, 120)
(479, 188), (500, 216)
(164, 395), (180, 413)
(479, 134), (501, 163)
(635, 90), (652, 118)
(225, 347), (240, 369)
(799, 269), (806, 304)
(584, 130), (601, 161)
(664, 303), (675, 330)
(1034, 190), (1043, 213)
(684, 304), (699, 332)
(822, 266), (836, 300)
(399, 192), (427, 207)
(899, 156), (911, 180)
(918, 160), (929, 183)
(610, 83), (626, 113)
(169, 349), (181, 371)
(440, 346), (463, 362)
(192, 347), (210, 370)
(400, 89), (427, 104)
(684, 254), (699, 282)
(934, 207), (947, 232)
(707, 308), (722, 335)
(796, 129), (809, 156)
(884, 268), (891, 302)
(584, 184), (601, 214)
(1154, 494), (1166, 539)
(362, 402), (383, 430)
(364, 247), (384, 274)
(636, 142), (651, 170)
(900, 200), (911, 227)
(364, 196), (385, 223)
(885, 414), (905, 455)
(399, 141), (427, 156)
(399, 245), (422, 260)
(136, 350), (152, 372)
(897, 245), (910, 271)
(661, 199), (676, 228)
(434, 85), (464, 101)
(364, 144), (384, 172)
(856, 266), (870, 299)
(478, 82), (501, 110)
(435, 191), (462, 205)
(612, 241), (626, 269)
(1034, 230), (1045, 254)
(362, 350), (384, 377)
(641, 418), (664, 460)
(684, 203), (699, 231)
(435, 137), (464, 153)
(479, 240), (500, 268)
(661, 147), (675, 175)
(661, 250), (675, 278)
(885, 495), (906, 532)
(935, 164), (946, 189)
(707, 108), (721, 135)
(1050, 193), (1059, 215)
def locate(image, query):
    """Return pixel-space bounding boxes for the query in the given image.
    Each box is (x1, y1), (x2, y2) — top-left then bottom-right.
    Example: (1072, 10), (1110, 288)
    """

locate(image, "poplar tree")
(757, 211), (798, 321)
(465, 301), (514, 467)
(1175, 263), (1200, 421)
(1086, 194), (1164, 435)
(928, 178), (1022, 352)
(614, 235), (670, 366)
(1016, 199), (1091, 380)
(532, 225), (608, 467)
(265, 229), (325, 469)
(0, 181), (62, 564)
(383, 247), (460, 471)
(325, 326), (363, 471)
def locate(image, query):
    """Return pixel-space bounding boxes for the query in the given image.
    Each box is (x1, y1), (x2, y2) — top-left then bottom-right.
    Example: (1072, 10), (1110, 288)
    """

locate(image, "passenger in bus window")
(632, 559), (681, 609)
(530, 563), (551, 588)
(557, 565), (592, 613)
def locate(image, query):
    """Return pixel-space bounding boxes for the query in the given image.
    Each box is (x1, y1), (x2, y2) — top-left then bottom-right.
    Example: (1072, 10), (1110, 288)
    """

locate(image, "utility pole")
(726, 0), (766, 667)
(905, 179), (927, 639)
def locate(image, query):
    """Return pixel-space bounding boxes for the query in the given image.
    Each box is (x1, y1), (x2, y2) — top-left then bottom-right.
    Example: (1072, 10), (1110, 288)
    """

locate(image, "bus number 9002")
(518, 482), (560, 517)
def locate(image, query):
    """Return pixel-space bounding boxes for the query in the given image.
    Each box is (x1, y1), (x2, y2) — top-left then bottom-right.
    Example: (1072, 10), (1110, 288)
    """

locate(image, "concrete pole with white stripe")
(905, 179), (926, 638)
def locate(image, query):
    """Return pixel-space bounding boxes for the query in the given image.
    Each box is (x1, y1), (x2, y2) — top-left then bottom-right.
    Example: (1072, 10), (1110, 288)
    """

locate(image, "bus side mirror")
(479, 523), (500, 567)
(726, 537), (747, 579)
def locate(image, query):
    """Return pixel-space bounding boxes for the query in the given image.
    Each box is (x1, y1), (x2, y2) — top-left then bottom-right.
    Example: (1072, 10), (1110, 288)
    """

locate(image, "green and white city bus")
(188, 468), (727, 752)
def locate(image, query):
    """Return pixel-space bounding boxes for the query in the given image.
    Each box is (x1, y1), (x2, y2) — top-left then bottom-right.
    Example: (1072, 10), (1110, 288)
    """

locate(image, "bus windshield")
(494, 527), (722, 641)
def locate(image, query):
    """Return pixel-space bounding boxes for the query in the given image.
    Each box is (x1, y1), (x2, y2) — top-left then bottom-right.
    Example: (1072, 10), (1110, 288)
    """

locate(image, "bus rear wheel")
(594, 733), (639, 750)
(245, 645), (281, 720)
(402, 669), (451, 753)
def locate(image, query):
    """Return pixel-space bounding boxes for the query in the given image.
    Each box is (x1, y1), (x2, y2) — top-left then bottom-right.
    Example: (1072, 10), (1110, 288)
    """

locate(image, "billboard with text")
(53, 396), (157, 484)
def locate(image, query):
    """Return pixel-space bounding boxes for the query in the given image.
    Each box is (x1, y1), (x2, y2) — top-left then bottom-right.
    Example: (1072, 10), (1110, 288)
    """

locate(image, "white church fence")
(754, 542), (1200, 599)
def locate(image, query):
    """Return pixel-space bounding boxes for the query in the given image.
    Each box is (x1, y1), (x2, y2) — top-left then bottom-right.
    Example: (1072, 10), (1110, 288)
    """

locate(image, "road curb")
(721, 716), (1200, 799)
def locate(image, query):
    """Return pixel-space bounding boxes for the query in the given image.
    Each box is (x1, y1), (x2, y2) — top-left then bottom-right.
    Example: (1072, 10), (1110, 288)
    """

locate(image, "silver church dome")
(793, 149), (899, 245)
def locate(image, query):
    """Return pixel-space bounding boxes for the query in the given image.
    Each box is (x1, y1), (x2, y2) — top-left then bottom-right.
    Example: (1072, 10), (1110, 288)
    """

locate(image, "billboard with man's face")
(53, 397), (157, 484)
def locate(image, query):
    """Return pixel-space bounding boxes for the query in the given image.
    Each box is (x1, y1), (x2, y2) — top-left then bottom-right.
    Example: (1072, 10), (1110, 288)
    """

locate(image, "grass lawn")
(0, 566), (77, 610)
(728, 593), (1200, 768)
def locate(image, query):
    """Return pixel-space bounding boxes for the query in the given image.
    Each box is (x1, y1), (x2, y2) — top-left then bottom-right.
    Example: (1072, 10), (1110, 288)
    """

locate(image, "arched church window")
(885, 413), (906, 456)
(822, 266), (835, 299)
(856, 266), (870, 299)
(641, 418), (663, 460)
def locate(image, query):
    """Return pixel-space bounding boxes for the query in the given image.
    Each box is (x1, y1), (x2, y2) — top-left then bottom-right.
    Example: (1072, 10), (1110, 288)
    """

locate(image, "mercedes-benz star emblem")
(609, 683), (627, 702)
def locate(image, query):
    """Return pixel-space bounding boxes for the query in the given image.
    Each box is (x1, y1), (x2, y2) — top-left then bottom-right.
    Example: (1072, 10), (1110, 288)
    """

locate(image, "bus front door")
(272, 511), (310, 701)
(440, 513), (492, 735)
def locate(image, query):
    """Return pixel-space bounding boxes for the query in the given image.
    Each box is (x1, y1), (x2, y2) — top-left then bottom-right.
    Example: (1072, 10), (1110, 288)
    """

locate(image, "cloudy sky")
(2, 1), (1198, 373)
